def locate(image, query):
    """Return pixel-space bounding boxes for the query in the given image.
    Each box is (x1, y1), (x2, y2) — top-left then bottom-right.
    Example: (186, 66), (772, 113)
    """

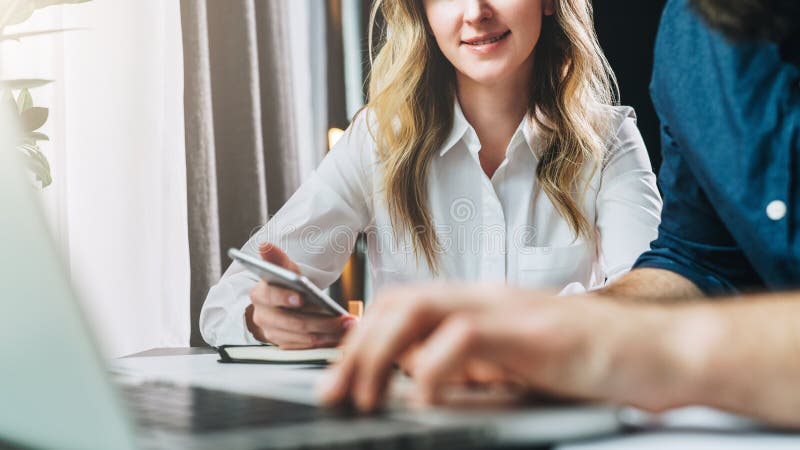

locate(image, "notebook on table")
(217, 345), (341, 365)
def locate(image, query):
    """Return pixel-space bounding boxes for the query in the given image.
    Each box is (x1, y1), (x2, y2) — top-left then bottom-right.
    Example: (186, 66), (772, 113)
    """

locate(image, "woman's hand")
(246, 243), (358, 350)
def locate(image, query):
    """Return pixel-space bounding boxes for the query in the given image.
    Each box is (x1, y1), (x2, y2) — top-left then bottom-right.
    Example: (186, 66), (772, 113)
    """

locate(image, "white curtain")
(287, 0), (330, 177)
(1, 0), (189, 357)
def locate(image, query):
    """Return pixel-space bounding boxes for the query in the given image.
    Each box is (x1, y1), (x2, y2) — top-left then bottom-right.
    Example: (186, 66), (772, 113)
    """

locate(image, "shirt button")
(766, 200), (787, 221)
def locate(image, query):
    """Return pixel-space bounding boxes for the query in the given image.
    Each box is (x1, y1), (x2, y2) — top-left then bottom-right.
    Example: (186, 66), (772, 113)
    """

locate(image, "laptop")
(0, 112), (620, 449)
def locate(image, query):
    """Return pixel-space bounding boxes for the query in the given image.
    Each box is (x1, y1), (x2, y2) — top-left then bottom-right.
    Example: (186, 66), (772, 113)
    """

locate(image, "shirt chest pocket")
(515, 242), (593, 289)
(372, 264), (435, 291)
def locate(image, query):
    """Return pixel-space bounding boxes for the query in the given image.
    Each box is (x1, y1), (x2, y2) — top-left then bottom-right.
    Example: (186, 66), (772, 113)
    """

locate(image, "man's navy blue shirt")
(633, 0), (800, 294)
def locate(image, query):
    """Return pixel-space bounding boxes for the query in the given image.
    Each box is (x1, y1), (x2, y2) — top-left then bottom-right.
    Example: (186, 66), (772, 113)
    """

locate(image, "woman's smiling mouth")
(462, 30), (512, 46)
(461, 30), (512, 55)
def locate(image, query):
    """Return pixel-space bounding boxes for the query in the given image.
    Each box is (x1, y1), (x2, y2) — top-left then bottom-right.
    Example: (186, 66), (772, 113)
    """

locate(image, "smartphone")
(228, 248), (348, 317)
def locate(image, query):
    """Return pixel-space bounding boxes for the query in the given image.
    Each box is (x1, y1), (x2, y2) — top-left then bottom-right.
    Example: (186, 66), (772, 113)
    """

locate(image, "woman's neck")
(456, 65), (532, 178)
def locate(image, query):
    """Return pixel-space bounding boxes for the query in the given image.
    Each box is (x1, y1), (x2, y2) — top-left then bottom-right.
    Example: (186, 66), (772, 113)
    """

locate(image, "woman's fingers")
(261, 326), (343, 350)
(248, 285), (358, 348)
(259, 242), (301, 273)
(245, 243), (362, 349)
(257, 305), (355, 335)
(254, 308), (354, 349)
(261, 326), (316, 349)
(268, 285), (304, 308)
(249, 281), (304, 309)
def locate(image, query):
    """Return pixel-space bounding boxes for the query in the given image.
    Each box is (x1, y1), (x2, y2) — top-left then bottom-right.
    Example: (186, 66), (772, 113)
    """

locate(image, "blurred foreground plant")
(1, 0), (90, 188)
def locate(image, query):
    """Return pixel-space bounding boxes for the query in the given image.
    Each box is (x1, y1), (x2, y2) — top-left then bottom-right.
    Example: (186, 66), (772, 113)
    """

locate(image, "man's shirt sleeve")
(633, 123), (764, 296)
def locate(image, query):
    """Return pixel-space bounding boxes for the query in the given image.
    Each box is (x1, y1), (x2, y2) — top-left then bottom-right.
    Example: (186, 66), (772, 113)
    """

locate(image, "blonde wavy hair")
(364, 0), (618, 272)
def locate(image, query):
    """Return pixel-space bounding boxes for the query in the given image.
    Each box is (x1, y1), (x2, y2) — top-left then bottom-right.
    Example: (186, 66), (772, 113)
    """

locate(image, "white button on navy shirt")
(767, 200), (787, 221)
(200, 102), (663, 346)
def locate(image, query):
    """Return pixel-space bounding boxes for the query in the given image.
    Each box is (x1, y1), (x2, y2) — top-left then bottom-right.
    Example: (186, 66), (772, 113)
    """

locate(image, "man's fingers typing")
(318, 306), (381, 407)
(412, 314), (485, 403)
(319, 297), (455, 412)
(352, 302), (439, 411)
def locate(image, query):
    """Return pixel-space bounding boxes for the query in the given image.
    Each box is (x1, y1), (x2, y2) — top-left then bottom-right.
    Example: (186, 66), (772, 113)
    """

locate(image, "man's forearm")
(599, 268), (704, 302)
(607, 292), (800, 428)
(686, 293), (800, 427)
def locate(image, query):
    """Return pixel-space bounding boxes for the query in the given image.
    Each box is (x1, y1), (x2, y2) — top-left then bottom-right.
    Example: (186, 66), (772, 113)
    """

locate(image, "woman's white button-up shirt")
(200, 103), (663, 346)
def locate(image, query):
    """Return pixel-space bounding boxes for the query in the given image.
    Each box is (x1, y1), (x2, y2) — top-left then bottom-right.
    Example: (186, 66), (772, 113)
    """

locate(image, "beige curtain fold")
(181, 0), (304, 346)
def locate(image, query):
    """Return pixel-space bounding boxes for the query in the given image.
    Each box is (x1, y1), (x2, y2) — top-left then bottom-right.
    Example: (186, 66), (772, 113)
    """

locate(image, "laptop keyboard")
(119, 381), (490, 449)
(119, 381), (350, 433)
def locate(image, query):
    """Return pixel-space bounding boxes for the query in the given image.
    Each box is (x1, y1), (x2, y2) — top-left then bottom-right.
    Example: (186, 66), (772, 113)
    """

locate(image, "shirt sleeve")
(199, 114), (375, 346)
(594, 112), (663, 285)
(632, 123), (763, 295)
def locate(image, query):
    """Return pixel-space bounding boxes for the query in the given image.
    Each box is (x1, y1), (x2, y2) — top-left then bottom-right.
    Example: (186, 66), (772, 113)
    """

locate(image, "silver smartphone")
(228, 248), (348, 317)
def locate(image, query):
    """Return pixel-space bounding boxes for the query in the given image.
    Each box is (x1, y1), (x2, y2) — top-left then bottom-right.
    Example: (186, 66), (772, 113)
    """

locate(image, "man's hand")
(318, 283), (702, 414)
(319, 280), (800, 429)
(317, 284), (517, 411)
(396, 344), (510, 387)
(246, 243), (357, 349)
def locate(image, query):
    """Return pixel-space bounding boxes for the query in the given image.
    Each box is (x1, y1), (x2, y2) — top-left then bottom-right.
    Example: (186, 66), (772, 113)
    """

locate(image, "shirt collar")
(438, 100), (538, 159)
(438, 101), (471, 157)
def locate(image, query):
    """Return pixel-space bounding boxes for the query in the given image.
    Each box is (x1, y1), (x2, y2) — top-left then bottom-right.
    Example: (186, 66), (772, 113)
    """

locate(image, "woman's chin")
(458, 68), (519, 88)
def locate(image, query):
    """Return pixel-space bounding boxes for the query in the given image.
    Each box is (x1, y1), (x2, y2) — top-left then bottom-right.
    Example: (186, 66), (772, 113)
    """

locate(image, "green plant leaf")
(18, 143), (52, 188)
(19, 131), (50, 145)
(0, 79), (53, 90)
(28, 131), (49, 141)
(3, 88), (14, 103)
(4, 91), (18, 121)
(20, 106), (48, 132)
(17, 88), (32, 112)
(1, 0), (92, 28)
(0, 27), (86, 41)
